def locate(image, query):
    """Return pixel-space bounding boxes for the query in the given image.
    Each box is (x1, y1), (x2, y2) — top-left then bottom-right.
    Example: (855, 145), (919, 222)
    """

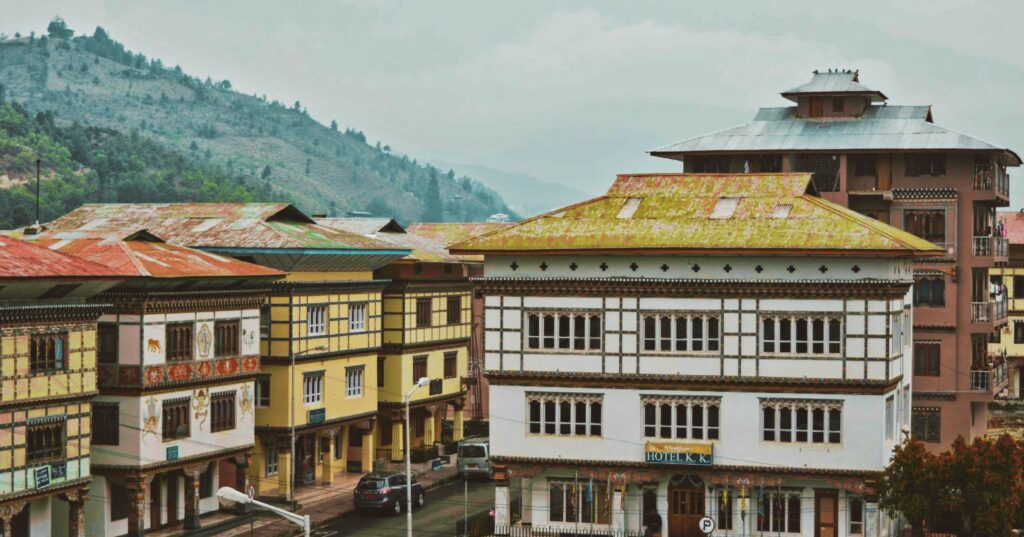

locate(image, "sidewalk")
(219, 459), (462, 537)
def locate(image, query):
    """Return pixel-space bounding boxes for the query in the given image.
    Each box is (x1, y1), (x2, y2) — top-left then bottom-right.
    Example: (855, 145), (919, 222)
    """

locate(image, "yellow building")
(988, 213), (1023, 399)
(316, 219), (481, 462)
(0, 235), (121, 537)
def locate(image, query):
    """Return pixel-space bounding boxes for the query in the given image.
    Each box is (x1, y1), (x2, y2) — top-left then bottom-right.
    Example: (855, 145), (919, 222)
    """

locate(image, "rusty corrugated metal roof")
(450, 173), (943, 256)
(999, 212), (1024, 246)
(407, 223), (515, 262)
(0, 235), (120, 279)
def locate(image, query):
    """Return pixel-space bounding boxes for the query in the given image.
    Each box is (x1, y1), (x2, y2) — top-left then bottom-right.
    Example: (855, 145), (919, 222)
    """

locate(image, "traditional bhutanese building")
(315, 218), (490, 462)
(41, 204), (409, 504)
(650, 70), (1019, 450)
(0, 235), (120, 537)
(15, 228), (282, 537)
(451, 173), (941, 537)
(988, 212), (1024, 400)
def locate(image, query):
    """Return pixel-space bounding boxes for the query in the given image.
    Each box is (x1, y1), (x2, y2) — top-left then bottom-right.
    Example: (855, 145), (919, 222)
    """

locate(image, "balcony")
(972, 236), (1009, 260)
(971, 300), (1008, 323)
(970, 363), (1009, 393)
(97, 355), (260, 390)
(973, 163), (1010, 199)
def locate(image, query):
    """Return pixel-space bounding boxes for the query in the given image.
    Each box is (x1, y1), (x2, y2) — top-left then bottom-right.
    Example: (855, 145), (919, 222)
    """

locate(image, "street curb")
(271, 472), (469, 537)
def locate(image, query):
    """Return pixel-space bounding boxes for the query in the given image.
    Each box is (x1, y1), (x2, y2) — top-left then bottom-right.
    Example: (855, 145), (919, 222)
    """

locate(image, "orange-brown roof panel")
(0, 235), (120, 279)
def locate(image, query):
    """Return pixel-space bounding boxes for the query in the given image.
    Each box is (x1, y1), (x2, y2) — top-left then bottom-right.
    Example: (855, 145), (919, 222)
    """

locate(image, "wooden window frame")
(26, 420), (65, 464)
(642, 396), (721, 440)
(303, 371), (325, 405)
(641, 313), (721, 354)
(166, 323), (194, 362)
(256, 374), (271, 407)
(412, 355), (428, 384)
(93, 403), (120, 445)
(29, 332), (68, 374)
(214, 320), (240, 357)
(307, 305), (327, 336)
(912, 408), (941, 443)
(211, 391), (236, 433)
(760, 315), (842, 356)
(97, 324), (119, 365)
(913, 343), (941, 377)
(345, 366), (364, 398)
(446, 296), (461, 325)
(415, 297), (432, 328)
(527, 393), (602, 437)
(525, 311), (602, 352)
(349, 302), (367, 333)
(443, 351), (457, 379)
(162, 397), (191, 441)
(761, 399), (842, 445)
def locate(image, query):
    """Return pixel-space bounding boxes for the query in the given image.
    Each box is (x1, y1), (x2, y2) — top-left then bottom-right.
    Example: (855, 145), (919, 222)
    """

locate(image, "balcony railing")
(494, 526), (645, 537)
(972, 236), (1009, 258)
(974, 163), (1010, 198)
(970, 370), (990, 391)
(971, 362), (1010, 393)
(97, 355), (260, 389)
(972, 300), (1008, 323)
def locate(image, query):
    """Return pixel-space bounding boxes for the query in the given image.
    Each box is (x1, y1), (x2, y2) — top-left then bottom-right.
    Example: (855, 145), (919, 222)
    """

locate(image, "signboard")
(51, 461), (66, 479)
(699, 516), (716, 534)
(35, 466), (51, 489)
(308, 408), (326, 425)
(644, 441), (713, 466)
(166, 445), (179, 461)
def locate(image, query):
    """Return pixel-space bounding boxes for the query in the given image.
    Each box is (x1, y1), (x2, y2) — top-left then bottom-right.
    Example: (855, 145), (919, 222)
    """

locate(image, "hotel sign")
(309, 408), (326, 424)
(644, 441), (713, 466)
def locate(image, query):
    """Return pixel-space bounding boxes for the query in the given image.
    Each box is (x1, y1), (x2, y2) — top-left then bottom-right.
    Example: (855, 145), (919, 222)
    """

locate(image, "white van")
(456, 437), (491, 479)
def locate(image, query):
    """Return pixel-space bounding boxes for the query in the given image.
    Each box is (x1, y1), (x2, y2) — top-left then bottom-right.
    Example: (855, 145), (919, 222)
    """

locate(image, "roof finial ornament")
(813, 69), (819, 74)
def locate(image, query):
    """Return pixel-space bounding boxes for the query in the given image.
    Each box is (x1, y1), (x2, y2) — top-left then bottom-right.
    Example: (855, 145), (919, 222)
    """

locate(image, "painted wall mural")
(196, 322), (213, 359)
(142, 396), (160, 440)
(239, 383), (254, 418)
(192, 388), (210, 427)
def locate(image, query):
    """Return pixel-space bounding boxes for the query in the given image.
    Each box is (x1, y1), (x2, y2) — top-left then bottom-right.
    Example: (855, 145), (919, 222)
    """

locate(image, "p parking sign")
(698, 516), (716, 534)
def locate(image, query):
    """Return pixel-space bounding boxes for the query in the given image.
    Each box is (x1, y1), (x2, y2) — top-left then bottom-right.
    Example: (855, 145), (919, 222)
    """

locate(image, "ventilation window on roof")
(772, 203), (793, 219)
(709, 197), (740, 219)
(617, 197), (643, 219)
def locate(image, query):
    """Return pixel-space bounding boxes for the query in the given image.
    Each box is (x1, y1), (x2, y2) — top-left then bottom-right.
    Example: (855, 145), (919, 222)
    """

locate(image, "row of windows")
(761, 316), (842, 355)
(306, 303), (368, 337)
(415, 296), (464, 328)
(527, 396), (603, 437)
(96, 394), (241, 445)
(264, 428), (365, 476)
(761, 403), (842, 444)
(691, 153), (949, 179)
(643, 400), (720, 440)
(642, 315), (720, 353)
(98, 320), (249, 364)
(526, 312), (602, 351)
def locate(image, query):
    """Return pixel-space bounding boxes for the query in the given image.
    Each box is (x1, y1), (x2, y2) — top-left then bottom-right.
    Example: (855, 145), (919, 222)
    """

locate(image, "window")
(1015, 321), (1024, 344)
(643, 396), (720, 440)
(832, 96), (844, 113)
(162, 398), (190, 440)
(748, 154), (782, 173)
(548, 479), (610, 524)
(334, 430), (343, 459)
(443, 351), (457, 379)
(349, 303), (366, 333)
(525, 311), (602, 351)
(885, 396), (894, 441)
(211, 392), (236, 432)
(851, 155), (877, 178)
(906, 154), (946, 177)
(259, 304), (271, 338)
(110, 482), (129, 521)
(447, 296), (461, 325)
(303, 371), (324, 405)
(761, 316), (842, 355)
(412, 355), (428, 384)
(761, 399), (842, 444)
(913, 343), (940, 376)
(346, 366), (364, 398)
(710, 197), (740, 219)
(914, 277), (945, 306)
(200, 465), (214, 498)
(642, 313), (720, 353)
(378, 357), (386, 387)
(850, 497), (865, 535)
(903, 209), (945, 244)
(93, 403), (119, 445)
(215, 320), (239, 357)
(527, 393), (602, 437)
(912, 408), (940, 443)
(688, 155), (730, 173)
(1015, 276), (1024, 299)
(265, 443), (279, 476)
(416, 298), (432, 327)
(166, 323), (194, 362)
(891, 312), (904, 354)
(256, 375), (271, 407)
(27, 420), (65, 463)
(30, 332), (67, 373)
(716, 489), (734, 531)
(756, 491), (801, 533)
(307, 305), (326, 336)
(97, 324), (118, 364)
(795, 153), (840, 192)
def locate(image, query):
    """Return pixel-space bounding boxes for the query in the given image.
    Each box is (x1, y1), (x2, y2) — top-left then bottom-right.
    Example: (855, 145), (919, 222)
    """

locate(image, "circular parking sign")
(698, 516), (716, 534)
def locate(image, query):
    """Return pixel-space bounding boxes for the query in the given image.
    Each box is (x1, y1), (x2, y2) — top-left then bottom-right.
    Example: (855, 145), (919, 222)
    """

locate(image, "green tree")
(878, 439), (949, 537)
(330, 119), (337, 131)
(945, 435), (1024, 537)
(422, 176), (443, 221)
(47, 17), (74, 39)
(261, 165), (272, 180)
(305, 158), (311, 176)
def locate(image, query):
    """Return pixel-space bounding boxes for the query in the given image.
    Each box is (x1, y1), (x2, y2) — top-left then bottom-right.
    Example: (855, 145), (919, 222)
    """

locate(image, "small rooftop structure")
(450, 173), (943, 256)
(781, 69), (887, 102)
(315, 218), (511, 263)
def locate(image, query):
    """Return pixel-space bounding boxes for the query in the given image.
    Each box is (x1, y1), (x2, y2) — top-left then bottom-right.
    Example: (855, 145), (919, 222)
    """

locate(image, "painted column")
(182, 464), (206, 530)
(521, 477), (532, 524)
(361, 423), (375, 472)
(339, 425), (350, 471)
(279, 447), (293, 500)
(234, 454), (252, 515)
(391, 421), (404, 462)
(494, 477), (511, 535)
(866, 500), (880, 537)
(321, 431), (336, 485)
(424, 407), (436, 446)
(453, 406), (465, 441)
(612, 485), (625, 533)
(125, 474), (153, 537)
(61, 488), (88, 537)
(0, 500), (26, 537)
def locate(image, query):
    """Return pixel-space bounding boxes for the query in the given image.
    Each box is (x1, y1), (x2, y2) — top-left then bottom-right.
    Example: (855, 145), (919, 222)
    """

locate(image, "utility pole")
(34, 157), (41, 227)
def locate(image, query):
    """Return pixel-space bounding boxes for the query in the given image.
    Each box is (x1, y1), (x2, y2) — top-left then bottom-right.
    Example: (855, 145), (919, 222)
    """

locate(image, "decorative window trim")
(641, 312), (721, 355)
(349, 302), (367, 333)
(303, 370), (325, 405)
(307, 305), (327, 336)
(760, 315), (843, 356)
(548, 478), (611, 525)
(256, 374), (271, 407)
(210, 391), (236, 433)
(756, 490), (802, 534)
(760, 398), (842, 445)
(265, 443), (279, 476)
(642, 395), (721, 441)
(524, 310), (603, 353)
(526, 392), (603, 437)
(345, 366), (364, 398)
(162, 397), (191, 441)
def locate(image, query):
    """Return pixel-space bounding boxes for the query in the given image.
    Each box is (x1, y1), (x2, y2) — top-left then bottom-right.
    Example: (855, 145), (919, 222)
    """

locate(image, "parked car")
(353, 472), (425, 515)
(456, 437), (492, 479)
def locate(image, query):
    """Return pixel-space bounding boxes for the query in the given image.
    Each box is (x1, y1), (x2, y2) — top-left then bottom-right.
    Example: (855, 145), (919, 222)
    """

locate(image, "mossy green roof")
(450, 173), (942, 257)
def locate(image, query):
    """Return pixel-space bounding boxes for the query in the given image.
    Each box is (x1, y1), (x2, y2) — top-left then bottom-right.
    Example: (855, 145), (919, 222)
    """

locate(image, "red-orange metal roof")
(999, 212), (1024, 246)
(0, 235), (120, 279)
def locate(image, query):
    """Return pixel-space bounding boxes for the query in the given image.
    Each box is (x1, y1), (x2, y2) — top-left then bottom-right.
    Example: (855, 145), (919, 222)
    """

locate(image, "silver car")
(456, 440), (491, 479)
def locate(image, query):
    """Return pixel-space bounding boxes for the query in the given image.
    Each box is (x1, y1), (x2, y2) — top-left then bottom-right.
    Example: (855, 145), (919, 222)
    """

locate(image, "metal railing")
(971, 301), (1008, 323)
(974, 163), (1009, 197)
(493, 526), (645, 537)
(973, 236), (1010, 258)
(970, 370), (990, 391)
(993, 361), (1009, 389)
(996, 236), (1009, 258)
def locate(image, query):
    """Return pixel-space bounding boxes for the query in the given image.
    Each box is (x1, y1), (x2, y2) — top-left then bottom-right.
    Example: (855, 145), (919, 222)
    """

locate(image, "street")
(317, 479), (495, 537)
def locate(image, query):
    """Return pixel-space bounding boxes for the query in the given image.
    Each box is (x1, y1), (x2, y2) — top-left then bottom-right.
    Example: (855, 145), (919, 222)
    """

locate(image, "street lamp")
(290, 345), (328, 506)
(405, 376), (431, 537)
(218, 486), (310, 537)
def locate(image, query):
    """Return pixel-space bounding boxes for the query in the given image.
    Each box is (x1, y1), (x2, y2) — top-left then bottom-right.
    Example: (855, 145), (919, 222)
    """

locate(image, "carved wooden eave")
(91, 445), (253, 476)
(486, 371), (903, 395)
(0, 303), (109, 327)
(380, 338), (470, 354)
(97, 288), (269, 315)
(378, 390), (467, 412)
(0, 476), (92, 506)
(254, 409), (378, 436)
(383, 280), (475, 295)
(473, 278), (911, 299)
(270, 279), (391, 296)
(0, 390), (98, 411)
(911, 391), (957, 401)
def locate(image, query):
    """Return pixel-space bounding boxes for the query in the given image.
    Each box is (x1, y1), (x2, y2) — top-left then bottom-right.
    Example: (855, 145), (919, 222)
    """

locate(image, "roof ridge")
(449, 196), (609, 250)
(119, 240), (153, 277)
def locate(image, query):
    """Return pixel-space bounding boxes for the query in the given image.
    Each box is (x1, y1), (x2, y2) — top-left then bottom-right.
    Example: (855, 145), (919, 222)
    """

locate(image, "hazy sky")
(3, 0), (1024, 206)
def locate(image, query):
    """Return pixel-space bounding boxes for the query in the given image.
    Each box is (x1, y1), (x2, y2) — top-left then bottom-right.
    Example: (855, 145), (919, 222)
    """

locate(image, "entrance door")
(302, 436), (316, 483)
(815, 490), (838, 537)
(166, 475), (179, 526)
(150, 476), (162, 528)
(668, 483), (705, 537)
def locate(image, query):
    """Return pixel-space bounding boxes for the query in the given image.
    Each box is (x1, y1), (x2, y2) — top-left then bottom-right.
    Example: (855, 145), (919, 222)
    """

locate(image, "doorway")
(814, 490), (838, 537)
(668, 479), (705, 537)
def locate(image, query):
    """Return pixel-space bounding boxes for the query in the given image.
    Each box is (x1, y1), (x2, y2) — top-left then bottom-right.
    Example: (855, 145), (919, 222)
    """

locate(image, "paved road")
(316, 479), (495, 537)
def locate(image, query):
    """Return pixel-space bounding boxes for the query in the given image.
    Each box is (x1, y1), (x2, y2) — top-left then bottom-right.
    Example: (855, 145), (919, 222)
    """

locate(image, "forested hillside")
(0, 19), (515, 224)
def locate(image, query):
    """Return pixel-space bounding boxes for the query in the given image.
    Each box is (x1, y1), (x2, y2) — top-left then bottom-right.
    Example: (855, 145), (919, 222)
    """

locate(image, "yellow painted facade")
(989, 266), (1023, 398)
